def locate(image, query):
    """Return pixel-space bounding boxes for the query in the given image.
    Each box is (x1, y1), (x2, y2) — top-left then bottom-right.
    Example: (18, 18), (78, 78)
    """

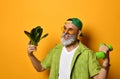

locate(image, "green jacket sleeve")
(41, 48), (54, 69)
(88, 50), (101, 77)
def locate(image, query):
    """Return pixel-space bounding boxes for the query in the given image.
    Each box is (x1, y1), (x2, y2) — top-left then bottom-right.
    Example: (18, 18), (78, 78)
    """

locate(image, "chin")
(61, 39), (75, 46)
(61, 34), (77, 46)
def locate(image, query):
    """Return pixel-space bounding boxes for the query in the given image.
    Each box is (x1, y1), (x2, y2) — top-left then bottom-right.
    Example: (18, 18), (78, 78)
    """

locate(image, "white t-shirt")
(58, 46), (78, 79)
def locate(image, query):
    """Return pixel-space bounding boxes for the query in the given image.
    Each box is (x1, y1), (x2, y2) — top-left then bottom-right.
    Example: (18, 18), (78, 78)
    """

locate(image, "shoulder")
(78, 42), (94, 54)
(52, 43), (63, 49)
(49, 43), (63, 52)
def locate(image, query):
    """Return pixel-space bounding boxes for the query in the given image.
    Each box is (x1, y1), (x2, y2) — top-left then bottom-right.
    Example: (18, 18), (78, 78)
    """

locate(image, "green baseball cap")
(66, 18), (83, 30)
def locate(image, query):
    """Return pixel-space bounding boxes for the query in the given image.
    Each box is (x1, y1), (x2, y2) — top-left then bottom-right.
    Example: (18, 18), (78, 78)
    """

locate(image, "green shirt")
(41, 42), (101, 79)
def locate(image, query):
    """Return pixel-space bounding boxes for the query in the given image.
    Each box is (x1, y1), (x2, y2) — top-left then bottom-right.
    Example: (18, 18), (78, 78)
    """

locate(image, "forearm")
(28, 54), (45, 72)
(98, 59), (110, 79)
(97, 53), (110, 79)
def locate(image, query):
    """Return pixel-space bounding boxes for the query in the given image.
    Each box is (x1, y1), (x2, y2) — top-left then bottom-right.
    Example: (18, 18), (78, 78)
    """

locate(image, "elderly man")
(27, 18), (110, 79)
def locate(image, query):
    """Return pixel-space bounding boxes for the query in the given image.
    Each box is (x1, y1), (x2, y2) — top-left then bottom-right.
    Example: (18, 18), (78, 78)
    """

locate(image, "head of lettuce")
(24, 26), (48, 46)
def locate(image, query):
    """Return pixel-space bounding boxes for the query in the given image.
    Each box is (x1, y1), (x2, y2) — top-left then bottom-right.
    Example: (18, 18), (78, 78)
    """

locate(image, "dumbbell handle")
(99, 43), (113, 51)
(96, 43), (113, 59)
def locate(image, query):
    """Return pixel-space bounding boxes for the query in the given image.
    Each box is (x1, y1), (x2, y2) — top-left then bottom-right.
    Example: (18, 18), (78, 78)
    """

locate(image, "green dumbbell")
(96, 43), (113, 59)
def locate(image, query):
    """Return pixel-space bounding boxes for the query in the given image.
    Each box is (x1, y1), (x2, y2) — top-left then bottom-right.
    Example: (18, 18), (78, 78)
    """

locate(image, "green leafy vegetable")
(24, 26), (48, 46)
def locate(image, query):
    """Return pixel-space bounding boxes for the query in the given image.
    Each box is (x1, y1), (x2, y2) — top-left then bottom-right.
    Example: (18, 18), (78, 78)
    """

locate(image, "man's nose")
(64, 29), (69, 34)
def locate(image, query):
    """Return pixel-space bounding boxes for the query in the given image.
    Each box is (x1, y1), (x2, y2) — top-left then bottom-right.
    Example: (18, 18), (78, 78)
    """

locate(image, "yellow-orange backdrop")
(0, 0), (120, 79)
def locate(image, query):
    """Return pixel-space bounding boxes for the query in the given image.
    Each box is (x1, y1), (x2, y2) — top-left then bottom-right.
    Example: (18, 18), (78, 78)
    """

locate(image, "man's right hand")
(27, 44), (37, 56)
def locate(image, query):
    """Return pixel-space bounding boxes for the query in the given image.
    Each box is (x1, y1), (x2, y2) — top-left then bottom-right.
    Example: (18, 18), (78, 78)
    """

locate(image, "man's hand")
(99, 45), (109, 57)
(27, 44), (37, 56)
(99, 44), (110, 67)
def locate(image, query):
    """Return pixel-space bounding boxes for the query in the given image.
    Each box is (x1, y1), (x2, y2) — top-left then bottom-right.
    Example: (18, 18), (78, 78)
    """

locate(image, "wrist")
(102, 58), (110, 69)
(28, 53), (34, 57)
(101, 64), (111, 69)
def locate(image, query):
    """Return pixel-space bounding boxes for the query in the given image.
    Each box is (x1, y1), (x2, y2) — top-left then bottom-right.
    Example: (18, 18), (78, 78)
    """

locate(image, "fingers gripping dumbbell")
(96, 43), (113, 59)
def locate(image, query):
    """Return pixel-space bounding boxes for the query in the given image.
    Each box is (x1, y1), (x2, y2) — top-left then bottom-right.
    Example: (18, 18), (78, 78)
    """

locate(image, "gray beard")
(61, 33), (77, 46)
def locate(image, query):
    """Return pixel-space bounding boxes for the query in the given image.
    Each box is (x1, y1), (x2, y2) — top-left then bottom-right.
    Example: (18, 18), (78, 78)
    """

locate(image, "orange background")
(0, 0), (120, 79)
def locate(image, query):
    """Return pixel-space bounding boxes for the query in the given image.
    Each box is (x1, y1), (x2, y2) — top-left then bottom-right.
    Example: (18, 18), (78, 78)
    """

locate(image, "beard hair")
(61, 33), (77, 46)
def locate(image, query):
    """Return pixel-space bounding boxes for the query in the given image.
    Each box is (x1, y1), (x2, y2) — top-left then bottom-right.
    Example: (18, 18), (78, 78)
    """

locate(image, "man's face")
(61, 21), (79, 46)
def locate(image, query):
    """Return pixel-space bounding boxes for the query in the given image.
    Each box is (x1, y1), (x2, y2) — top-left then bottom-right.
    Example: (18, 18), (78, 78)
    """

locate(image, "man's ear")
(78, 30), (82, 36)
(77, 30), (82, 40)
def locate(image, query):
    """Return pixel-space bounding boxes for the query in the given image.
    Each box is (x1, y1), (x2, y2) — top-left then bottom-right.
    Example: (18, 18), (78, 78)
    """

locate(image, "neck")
(65, 40), (79, 52)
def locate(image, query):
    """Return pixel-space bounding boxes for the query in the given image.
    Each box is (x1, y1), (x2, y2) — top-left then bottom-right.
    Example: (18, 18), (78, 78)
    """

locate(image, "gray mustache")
(62, 33), (71, 37)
